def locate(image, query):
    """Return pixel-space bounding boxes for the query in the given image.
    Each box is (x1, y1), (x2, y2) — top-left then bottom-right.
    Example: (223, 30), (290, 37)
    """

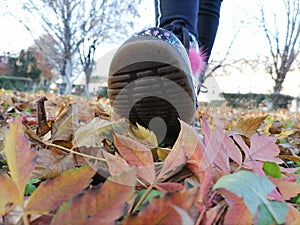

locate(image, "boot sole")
(108, 37), (196, 145)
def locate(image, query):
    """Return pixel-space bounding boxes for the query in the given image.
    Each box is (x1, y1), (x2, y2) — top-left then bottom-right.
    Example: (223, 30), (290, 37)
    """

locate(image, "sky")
(0, 0), (270, 59)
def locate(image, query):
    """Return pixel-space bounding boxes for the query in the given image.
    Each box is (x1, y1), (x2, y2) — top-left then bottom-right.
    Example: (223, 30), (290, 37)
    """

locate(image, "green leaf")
(257, 201), (289, 225)
(213, 170), (288, 224)
(134, 189), (164, 210)
(24, 178), (40, 196)
(263, 162), (281, 178)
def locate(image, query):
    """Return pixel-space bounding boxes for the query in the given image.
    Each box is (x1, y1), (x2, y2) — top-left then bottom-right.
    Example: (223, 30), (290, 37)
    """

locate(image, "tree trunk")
(64, 59), (73, 94)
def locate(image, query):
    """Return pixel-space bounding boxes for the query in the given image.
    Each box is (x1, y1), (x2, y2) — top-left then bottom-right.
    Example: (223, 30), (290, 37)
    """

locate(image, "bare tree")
(21, 0), (140, 94)
(258, 0), (300, 98)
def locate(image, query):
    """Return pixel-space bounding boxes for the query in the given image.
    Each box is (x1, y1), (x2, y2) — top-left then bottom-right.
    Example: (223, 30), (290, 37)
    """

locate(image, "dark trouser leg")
(197, 0), (222, 62)
(154, 0), (199, 38)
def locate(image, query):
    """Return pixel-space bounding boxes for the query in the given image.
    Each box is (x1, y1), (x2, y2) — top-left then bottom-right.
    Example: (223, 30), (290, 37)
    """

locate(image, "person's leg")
(197, 0), (222, 62)
(155, 0), (199, 39)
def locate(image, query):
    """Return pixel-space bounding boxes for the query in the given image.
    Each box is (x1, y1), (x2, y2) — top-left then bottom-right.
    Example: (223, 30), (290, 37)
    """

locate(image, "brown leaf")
(36, 96), (50, 135)
(113, 132), (155, 184)
(234, 116), (267, 138)
(4, 116), (36, 202)
(26, 166), (95, 214)
(51, 103), (79, 143)
(31, 149), (75, 179)
(0, 175), (21, 215)
(51, 168), (136, 225)
(122, 188), (198, 225)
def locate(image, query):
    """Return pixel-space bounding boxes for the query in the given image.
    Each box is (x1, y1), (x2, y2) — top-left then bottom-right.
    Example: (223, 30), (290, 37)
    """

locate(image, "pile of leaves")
(0, 90), (300, 225)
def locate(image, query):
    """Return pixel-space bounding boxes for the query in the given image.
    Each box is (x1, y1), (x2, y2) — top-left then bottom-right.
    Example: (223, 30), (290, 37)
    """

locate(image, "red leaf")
(122, 188), (198, 225)
(113, 133), (155, 184)
(26, 166), (95, 214)
(51, 169), (136, 225)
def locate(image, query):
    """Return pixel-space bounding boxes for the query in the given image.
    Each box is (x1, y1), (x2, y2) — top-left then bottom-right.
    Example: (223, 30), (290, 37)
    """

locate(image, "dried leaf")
(51, 169), (136, 225)
(73, 118), (128, 148)
(26, 166), (95, 214)
(286, 206), (300, 225)
(269, 177), (300, 200)
(221, 189), (252, 225)
(36, 96), (50, 135)
(113, 133), (155, 184)
(4, 116), (36, 202)
(31, 149), (75, 179)
(52, 103), (79, 143)
(0, 175), (21, 215)
(122, 188), (198, 225)
(234, 116), (267, 138)
(233, 133), (282, 166)
(103, 150), (132, 176)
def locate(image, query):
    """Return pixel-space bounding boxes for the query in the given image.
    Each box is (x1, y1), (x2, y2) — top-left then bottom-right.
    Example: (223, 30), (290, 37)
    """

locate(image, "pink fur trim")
(189, 48), (207, 79)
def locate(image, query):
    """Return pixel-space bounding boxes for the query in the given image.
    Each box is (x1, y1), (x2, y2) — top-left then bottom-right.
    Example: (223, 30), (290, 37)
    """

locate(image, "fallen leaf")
(51, 168), (136, 225)
(4, 116), (36, 202)
(31, 149), (75, 179)
(286, 206), (300, 225)
(51, 103), (79, 143)
(269, 177), (300, 200)
(36, 96), (50, 135)
(233, 133), (282, 167)
(213, 170), (289, 224)
(122, 188), (198, 225)
(113, 133), (155, 185)
(25, 166), (95, 214)
(73, 118), (128, 148)
(0, 175), (21, 215)
(131, 123), (158, 147)
(234, 115), (267, 138)
(221, 189), (252, 225)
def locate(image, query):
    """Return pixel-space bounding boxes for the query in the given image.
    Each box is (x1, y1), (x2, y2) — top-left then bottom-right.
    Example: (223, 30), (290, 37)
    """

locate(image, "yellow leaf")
(0, 175), (21, 215)
(157, 147), (171, 161)
(131, 123), (158, 147)
(4, 116), (36, 202)
(234, 116), (267, 138)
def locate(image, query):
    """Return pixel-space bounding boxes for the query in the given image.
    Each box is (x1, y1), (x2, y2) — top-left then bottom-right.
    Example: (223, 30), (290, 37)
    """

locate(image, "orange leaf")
(286, 206), (300, 225)
(25, 166), (95, 214)
(51, 168), (136, 225)
(222, 189), (252, 225)
(0, 175), (21, 215)
(113, 133), (155, 184)
(269, 177), (300, 200)
(234, 116), (267, 138)
(4, 116), (36, 201)
(122, 188), (198, 225)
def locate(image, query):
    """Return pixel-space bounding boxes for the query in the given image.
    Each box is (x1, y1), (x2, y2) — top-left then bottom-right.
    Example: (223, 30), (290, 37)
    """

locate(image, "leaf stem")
(22, 212), (30, 225)
(132, 183), (155, 213)
(45, 142), (107, 162)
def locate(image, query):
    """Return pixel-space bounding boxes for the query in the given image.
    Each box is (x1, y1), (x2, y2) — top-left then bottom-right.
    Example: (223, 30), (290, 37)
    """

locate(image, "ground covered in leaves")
(0, 90), (300, 225)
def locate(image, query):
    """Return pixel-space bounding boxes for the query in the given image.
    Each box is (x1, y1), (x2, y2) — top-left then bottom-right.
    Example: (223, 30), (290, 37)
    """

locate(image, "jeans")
(154, 0), (223, 62)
